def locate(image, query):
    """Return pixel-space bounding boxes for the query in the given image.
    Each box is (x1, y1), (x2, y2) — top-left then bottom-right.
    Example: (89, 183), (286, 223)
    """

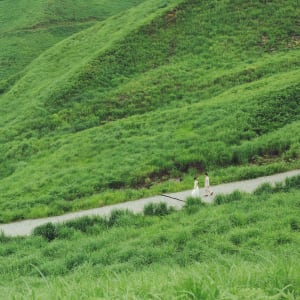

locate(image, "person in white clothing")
(204, 172), (213, 196)
(191, 176), (200, 197)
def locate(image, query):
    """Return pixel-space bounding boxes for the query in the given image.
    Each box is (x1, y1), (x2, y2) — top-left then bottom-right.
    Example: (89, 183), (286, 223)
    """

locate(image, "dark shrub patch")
(143, 202), (173, 216)
(33, 222), (58, 242)
(290, 219), (300, 231)
(254, 183), (274, 196)
(65, 216), (106, 233)
(0, 232), (11, 243)
(184, 196), (205, 214)
(285, 175), (300, 190)
(215, 190), (243, 205)
(107, 209), (136, 227)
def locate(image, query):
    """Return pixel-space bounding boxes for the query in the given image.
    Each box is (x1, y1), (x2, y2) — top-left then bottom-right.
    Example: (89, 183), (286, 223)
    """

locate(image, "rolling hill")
(0, 0), (146, 84)
(0, 0), (299, 223)
(1, 0), (300, 298)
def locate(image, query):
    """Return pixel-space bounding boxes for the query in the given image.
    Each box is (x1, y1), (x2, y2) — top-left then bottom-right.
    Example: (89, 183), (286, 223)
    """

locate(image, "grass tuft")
(143, 202), (174, 216)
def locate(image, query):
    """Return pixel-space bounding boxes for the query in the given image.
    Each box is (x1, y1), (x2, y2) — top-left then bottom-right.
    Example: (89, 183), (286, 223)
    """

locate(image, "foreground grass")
(1, 177), (300, 299)
(2, 259), (299, 299)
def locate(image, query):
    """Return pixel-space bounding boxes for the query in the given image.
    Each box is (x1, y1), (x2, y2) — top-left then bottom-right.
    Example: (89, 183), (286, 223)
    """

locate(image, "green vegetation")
(1, 1), (300, 297)
(0, 0), (299, 223)
(1, 176), (300, 299)
(0, 0), (146, 82)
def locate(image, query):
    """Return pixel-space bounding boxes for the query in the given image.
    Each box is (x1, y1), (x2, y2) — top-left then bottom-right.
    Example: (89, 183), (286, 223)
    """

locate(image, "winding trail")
(1, 169), (299, 237)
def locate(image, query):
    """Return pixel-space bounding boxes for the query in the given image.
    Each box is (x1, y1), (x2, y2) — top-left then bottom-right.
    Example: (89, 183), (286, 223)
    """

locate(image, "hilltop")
(0, 0), (299, 223)
(0, 0), (146, 82)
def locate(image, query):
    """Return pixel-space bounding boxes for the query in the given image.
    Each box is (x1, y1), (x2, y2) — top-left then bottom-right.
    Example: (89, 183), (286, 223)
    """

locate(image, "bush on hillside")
(143, 202), (174, 216)
(253, 182), (274, 196)
(184, 196), (205, 214)
(0, 232), (10, 243)
(285, 175), (300, 190)
(33, 222), (58, 242)
(64, 216), (107, 233)
(215, 190), (243, 205)
(290, 218), (300, 232)
(107, 209), (137, 227)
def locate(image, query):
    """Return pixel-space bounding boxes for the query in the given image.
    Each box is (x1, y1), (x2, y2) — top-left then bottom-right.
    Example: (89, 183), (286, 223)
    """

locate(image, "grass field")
(1, 176), (300, 299)
(1, 1), (300, 298)
(0, 0), (299, 223)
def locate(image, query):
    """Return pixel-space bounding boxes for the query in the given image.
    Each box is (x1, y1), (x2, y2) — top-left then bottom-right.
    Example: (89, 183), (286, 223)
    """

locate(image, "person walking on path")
(191, 176), (200, 197)
(204, 172), (213, 196)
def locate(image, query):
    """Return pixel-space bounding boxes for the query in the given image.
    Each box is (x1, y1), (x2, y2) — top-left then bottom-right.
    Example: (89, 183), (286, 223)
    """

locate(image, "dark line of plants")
(32, 202), (177, 242)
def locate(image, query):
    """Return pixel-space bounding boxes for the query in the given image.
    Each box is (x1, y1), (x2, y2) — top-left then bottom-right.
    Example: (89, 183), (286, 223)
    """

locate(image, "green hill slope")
(0, 0), (146, 83)
(0, 0), (299, 222)
(0, 0), (182, 134)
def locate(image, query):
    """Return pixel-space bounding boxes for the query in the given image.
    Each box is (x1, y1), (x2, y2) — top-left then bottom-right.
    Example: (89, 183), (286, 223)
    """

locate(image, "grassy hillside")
(0, 0), (299, 222)
(1, 176), (300, 299)
(0, 0), (146, 83)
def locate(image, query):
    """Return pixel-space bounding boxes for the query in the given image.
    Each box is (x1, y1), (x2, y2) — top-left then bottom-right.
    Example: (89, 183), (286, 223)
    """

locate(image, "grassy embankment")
(1, 175), (300, 299)
(0, 0), (299, 222)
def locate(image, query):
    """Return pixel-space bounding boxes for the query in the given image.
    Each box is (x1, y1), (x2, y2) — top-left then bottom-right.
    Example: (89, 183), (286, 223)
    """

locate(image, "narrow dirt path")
(1, 169), (299, 237)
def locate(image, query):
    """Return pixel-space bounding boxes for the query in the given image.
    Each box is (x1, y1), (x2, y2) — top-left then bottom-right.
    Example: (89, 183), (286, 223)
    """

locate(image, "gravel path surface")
(1, 169), (299, 237)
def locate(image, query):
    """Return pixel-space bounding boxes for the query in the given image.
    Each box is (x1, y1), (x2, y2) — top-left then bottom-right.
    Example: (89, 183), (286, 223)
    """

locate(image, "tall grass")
(1, 185), (300, 299)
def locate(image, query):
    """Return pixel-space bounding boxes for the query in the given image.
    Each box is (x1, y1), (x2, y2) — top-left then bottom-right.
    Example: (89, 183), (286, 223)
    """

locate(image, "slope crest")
(0, 0), (183, 139)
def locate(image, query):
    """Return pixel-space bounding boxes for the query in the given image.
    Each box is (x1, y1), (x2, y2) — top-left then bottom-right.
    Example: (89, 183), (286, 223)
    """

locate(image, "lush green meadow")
(1, 0), (300, 298)
(1, 176), (300, 299)
(0, 0), (299, 223)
